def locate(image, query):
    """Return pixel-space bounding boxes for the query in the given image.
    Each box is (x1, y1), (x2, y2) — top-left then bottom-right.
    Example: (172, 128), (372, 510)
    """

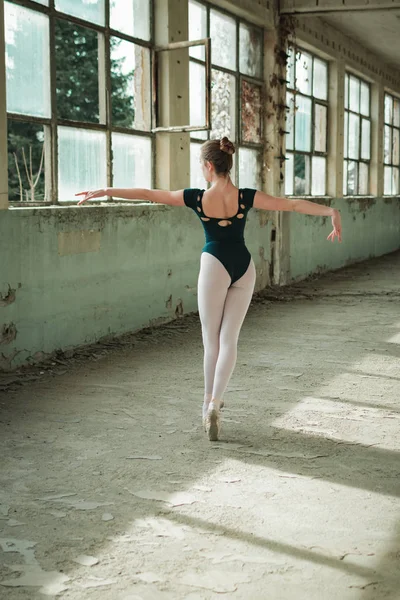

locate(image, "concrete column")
(0, 0), (9, 210)
(327, 59), (345, 198)
(154, 0), (190, 191)
(370, 81), (384, 197)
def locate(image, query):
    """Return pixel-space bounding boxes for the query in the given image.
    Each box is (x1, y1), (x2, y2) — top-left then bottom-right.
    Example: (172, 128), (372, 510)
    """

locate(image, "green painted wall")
(0, 203), (272, 370)
(288, 198), (400, 281)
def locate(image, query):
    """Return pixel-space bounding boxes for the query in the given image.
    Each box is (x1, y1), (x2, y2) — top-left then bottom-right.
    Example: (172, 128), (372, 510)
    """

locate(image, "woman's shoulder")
(183, 188), (204, 209)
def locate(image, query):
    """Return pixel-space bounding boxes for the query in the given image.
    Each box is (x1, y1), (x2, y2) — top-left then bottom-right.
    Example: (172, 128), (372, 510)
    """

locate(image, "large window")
(343, 73), (370, 196)
(188, 1), (264, 189)
(5, 0), (153, 203)
(285, 48), (328, 196)
(383, 93), (400, 196)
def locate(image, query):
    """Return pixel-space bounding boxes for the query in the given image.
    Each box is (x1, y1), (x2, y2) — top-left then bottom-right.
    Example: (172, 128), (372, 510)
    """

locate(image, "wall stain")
(166, 295), (172, 309)
(0, 285), (16, 307)
(175, 300), (183, 318)
(0, 323), (17, 345)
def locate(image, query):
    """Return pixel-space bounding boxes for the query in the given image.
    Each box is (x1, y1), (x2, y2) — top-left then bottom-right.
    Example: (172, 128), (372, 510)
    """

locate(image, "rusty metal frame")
(6, 0), (155, 206)
(151, 38), (211, 134)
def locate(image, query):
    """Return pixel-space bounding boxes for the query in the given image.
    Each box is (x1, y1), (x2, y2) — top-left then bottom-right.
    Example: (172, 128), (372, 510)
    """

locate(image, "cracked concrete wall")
(0, 204), (272, 370)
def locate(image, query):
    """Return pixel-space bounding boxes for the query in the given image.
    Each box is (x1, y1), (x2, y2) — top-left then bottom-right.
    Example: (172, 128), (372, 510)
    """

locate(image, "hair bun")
(220, 137), (235, 155)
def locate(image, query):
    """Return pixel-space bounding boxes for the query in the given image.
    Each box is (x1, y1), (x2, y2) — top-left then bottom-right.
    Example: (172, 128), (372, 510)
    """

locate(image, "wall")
(288, 198), (400, 281)
(0, 204), (273, 370)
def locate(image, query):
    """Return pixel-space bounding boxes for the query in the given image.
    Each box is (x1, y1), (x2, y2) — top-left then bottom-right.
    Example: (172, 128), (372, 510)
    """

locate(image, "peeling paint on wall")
(0, 285), (16, 307)
(175, 300), (183, 318)
(0, 323), (17, 344)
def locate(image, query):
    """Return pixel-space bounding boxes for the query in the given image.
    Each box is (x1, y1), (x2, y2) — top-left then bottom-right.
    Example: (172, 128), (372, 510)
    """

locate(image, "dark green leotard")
(183, 187), (256, 285)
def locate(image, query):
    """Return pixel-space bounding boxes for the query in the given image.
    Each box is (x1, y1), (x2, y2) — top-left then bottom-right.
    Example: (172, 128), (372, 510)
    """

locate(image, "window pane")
(286, 93), (295, 151)
(384, 126), (392, 164)
(361, 118), (370, 161)
(384, 94), (393, 124)
(112, 133), (152, 189)
(110, 0), (151, 42)
(33, 0), (48, 4)
(394, 98), (400, 128)
(344, 74), (349, 110)
(111, 39), (151, 131)
(349, 76), (360, 112)
(294, 154), (310, 195)
(189, 0), (207, 60)
(313, 58), (328, 101)
(287, 47), (295, 89)
(311, 156), (326, 195)
(393, 128), (399, 166)
(211, 69), (236, 141)
(58, 127), (106, 202)
(7, 120), (48, 202)
(360, 82), (369, 117)
(55, 20), (99, 123)
(348, 113), (360, 160)
(344, 112), (348, 159)
(5, 2), (50, 118)
(190, 62), (206, 127)
(241, 81), (262, 143)
(343, 160), (347, 195)
(238, 148), (261, 189)
(55, 0), (105, 26)
(190, 142), (206, 188)
(295, 95), (311, 152)
(210, 10), (236, 70)
(347, 160), (358, 195)
(285, 152), (294, 195)
(384, 166), (392, 195)
(239, 23), (262, 78)
(314, 104), (327, 153)
(296, 51), (312, 95)
(393, 168), (399, 195)
(359, 162), (368, 195)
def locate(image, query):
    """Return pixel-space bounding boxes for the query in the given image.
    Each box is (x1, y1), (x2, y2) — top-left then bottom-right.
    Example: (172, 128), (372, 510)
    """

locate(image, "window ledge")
(8, 201), (168, 214)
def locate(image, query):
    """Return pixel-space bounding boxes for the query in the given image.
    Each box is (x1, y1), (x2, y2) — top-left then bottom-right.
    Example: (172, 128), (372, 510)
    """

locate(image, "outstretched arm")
(76, 188), (185, 207)
(253, 191), (342, 243)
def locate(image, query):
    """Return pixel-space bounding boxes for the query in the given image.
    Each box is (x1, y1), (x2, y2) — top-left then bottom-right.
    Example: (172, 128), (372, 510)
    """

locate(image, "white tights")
(197, 253), (256, 404)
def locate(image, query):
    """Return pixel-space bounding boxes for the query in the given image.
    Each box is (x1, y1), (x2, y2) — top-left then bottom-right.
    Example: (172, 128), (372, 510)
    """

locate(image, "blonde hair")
(200, 137), (236, 176)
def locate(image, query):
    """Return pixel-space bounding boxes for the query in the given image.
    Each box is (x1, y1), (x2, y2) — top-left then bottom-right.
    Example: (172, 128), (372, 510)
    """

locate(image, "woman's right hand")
(75, 189), (108, 205)
(327, 209), (342, 243)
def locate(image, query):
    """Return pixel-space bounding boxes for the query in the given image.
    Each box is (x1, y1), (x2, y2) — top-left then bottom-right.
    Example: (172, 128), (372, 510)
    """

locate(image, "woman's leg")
(197, 253), (231, 416)
(211, 259), (256, 404)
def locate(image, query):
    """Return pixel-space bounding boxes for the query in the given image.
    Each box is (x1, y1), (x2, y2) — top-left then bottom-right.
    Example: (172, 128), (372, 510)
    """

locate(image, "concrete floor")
(1, 252), (400, 599)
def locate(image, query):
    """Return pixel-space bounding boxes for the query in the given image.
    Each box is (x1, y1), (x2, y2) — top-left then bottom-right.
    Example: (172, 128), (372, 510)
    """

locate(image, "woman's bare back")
(201, 183), (241, 219)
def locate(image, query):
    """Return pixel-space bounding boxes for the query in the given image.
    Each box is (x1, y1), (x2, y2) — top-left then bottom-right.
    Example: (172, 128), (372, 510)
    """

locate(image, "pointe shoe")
(205, 402), (221, 442)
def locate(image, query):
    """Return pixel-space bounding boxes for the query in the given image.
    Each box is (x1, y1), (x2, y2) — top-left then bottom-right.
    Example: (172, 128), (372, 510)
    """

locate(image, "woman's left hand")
(327, 209), (342, 243)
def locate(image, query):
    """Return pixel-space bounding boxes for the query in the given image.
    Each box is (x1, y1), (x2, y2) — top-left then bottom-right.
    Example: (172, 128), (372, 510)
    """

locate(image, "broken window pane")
(361, 118), (370, 161)
(384, 125), (392, 164)
(349, 76), (360, 112)
(343, 161), (347, 195)
(190, 142), (206, 188)
(344, 74), (349, 109)
(359, 162), (369, 195)
(295, 95), (311, 152)
(210, 10), (236, 71)
(58, 127), (107, 202)
(239, 23), (262, 78)
(394, 98), (400, 128)
(296, 51), (312, 96)
(286, 93), (295, 151)
(393, 167), (399, 195)
(111, 39), (151, 130)
(285, 152), (294, 195)
(55, 0), (105, 26)
(190, 62), (206, 127)
(5, 2), (51, 118)
(347, 160), (358, 195)
(189, 0), (207, 60)
(211, 69), (236, 141)
(313, 58), (328, 101)
(287, 47), (295, 89)
(384, 166), (392, 195)
(348, 113), (360, 160)
(55, 20), (99, 123)
(311, 156), (326, 195)
(7, 119), (48, 202)
(294, 154), (310, 195)
(110, 0), (151, 42)
(360, 82), (370, 117)
(238, 147), (261, 189)
(384, 94), (393, 124)
(241, 80), (262, 144)
(314, 103), (327, 153)
(344, 112), (348, 159)
(112, 133), (152, 189)
(393, 128), (399, 166)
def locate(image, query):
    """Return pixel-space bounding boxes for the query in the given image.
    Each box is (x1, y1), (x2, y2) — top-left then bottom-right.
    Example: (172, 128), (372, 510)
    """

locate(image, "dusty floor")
(1, 252), (400, 600)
